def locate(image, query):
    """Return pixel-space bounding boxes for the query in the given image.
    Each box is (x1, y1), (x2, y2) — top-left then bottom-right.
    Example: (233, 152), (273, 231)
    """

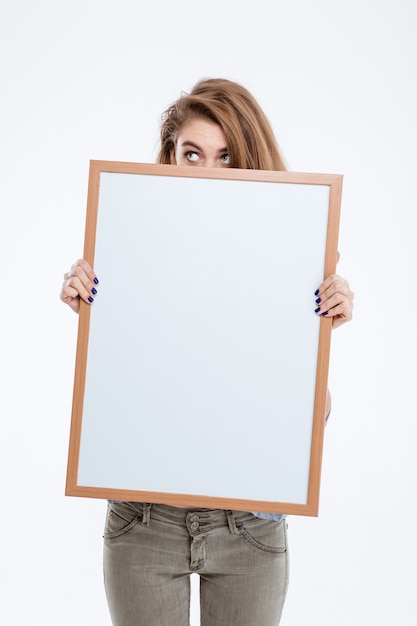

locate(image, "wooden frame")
(66, 161), (342, 516)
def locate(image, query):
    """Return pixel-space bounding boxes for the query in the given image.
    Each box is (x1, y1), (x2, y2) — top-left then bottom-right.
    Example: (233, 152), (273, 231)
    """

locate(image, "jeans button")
(190, 514), (199, 522)
(190, 521), (199, 531)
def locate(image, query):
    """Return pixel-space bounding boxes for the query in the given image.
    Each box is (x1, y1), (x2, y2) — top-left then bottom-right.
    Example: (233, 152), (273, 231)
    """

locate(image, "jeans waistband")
(112, 501), (258, 536)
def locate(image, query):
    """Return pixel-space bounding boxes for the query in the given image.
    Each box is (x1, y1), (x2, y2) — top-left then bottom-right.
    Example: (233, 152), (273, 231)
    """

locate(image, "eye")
(220, 154), (230, 164)
(185, 151), (200, 162)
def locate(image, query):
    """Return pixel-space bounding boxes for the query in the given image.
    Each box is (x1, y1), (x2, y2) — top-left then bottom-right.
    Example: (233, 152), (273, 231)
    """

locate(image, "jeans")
(103, 502), (289, 626)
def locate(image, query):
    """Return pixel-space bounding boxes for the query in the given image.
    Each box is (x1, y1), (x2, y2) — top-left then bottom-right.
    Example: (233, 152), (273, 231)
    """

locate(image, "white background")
(1, 1), (416, 624)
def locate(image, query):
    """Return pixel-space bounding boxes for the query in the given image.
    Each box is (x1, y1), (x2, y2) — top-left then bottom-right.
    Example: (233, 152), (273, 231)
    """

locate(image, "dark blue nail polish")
(314, 288), (320, 296)
(315, 297), (321, 304)
(92, 287), (97, 295)
(322, 311), (328, 316)
(315, 307), (321, 313)
(88, 296), (94, 303)
(94, 277), (99, 285)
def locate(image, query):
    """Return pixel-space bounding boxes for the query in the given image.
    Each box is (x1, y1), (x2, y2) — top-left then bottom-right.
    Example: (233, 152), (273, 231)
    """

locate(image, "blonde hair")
(158, 78), (286, 171)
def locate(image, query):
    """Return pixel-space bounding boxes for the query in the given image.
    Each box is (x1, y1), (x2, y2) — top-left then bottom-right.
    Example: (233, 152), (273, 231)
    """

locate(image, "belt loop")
(226, 510), (238, 534)
(141, 503), (151, 526)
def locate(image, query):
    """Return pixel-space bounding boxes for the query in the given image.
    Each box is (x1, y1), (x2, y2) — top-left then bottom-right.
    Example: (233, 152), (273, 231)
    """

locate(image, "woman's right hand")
(60, 259), (99, 314)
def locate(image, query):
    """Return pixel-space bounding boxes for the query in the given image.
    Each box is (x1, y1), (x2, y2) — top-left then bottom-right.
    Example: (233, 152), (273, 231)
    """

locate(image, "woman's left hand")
(315, 273), (354, 330)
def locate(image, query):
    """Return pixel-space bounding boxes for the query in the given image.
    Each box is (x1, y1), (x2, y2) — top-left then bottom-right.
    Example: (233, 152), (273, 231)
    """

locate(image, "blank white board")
(66, 162), (342, 516)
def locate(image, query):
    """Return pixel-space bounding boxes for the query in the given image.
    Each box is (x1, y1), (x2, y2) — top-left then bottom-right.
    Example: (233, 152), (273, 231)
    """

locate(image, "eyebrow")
(179, 140), (229, 153)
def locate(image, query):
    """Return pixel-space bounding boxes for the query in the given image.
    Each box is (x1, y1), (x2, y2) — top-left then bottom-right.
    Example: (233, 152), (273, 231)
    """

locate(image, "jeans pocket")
(237, 518), (288, 554)
(104, 503), (142, 539)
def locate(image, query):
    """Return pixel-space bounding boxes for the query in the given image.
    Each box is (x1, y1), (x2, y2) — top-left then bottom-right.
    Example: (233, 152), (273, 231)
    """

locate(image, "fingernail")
(88, 296), (94, 303)
(315, 297), (321, 304)
(315, 307), (321, 313)
(314, 288), (320, 296)
(92, 287), (97, 295)
(94, 277), (99, 285)
(322, 311), (328, 316)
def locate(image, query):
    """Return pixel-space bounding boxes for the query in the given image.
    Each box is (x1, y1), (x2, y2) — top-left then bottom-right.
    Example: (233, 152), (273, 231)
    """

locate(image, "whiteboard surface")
(76, 171), (330, 506)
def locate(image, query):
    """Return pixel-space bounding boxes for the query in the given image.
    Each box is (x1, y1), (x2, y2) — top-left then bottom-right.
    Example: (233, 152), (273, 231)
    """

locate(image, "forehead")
(177, 117), (227, 145)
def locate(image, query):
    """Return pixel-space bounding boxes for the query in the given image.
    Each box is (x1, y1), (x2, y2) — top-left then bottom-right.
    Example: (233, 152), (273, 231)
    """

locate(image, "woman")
(61, 78), (354, 626)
